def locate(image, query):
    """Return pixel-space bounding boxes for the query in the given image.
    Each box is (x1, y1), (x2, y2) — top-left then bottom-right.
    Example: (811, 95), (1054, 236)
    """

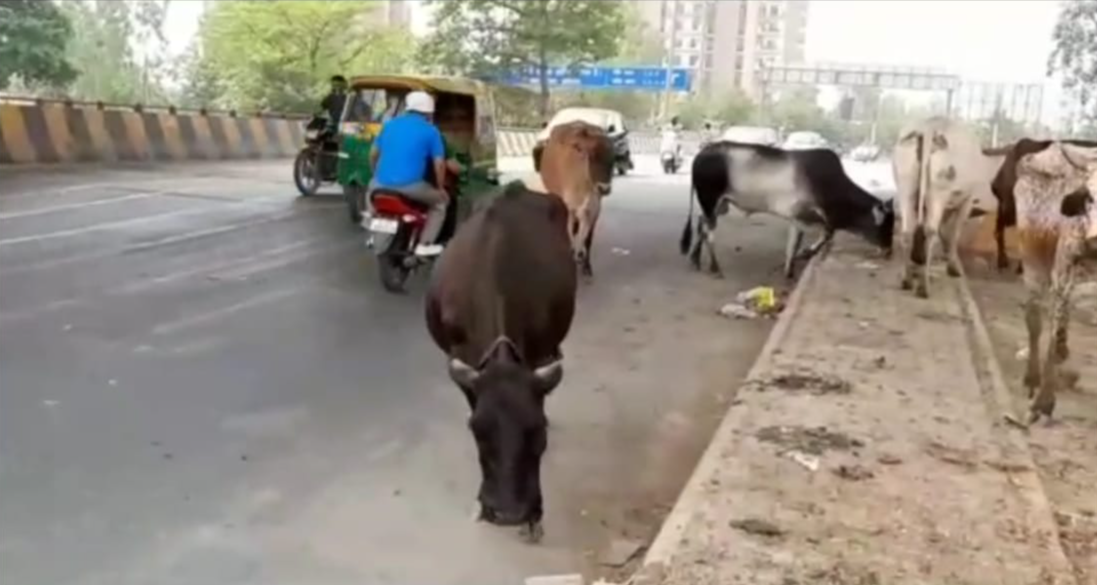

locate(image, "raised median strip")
(622, 237), (1074, 585)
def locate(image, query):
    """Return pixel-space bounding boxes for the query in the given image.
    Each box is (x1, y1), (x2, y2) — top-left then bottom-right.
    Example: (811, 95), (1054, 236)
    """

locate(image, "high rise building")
(636, 0), (808, 99)
(382, 0), (412, 29)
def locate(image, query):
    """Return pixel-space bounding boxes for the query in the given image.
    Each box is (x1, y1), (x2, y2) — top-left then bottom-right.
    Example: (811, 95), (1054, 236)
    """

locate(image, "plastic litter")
(782, 449), (820, 471)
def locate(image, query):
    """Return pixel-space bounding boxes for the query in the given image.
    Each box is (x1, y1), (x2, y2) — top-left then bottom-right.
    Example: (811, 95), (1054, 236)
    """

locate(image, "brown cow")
(537, 120), (615, 280)
(424, 180), (577, 541)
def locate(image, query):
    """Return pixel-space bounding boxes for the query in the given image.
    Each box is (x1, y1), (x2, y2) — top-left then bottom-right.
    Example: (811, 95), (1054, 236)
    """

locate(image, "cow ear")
(533, 361), (563, 396)
(448, 358), (480, 390)
(1061, 188), (1093, 217)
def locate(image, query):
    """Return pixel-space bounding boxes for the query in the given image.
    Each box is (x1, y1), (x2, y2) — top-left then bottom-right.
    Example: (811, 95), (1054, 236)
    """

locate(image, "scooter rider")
(320, 75), (349, 131)
(368, 91), (450, 257)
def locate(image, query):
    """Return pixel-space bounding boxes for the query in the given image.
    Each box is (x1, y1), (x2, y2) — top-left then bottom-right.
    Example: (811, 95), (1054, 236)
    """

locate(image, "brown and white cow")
(988, 138), (1097, 272)
(1012, 142), (1097, 424)
(893, 117), (1006, 298)
(537, 120), (615, 280)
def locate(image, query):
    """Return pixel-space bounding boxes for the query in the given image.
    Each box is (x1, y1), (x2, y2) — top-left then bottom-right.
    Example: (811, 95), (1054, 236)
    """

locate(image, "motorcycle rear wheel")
(293, 150), (321, 197)
(378, 254), (412, 293)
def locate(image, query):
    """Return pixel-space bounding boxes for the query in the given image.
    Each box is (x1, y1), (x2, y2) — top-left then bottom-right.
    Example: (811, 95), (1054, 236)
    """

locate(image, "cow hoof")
(915, 284), (929, 299)
(477, 504), (497, 523)
(1028, 398), (1056, 426)
(947, 264), (961, 277)
(520, 521), (544, 544)
(900, 277), (912, 291)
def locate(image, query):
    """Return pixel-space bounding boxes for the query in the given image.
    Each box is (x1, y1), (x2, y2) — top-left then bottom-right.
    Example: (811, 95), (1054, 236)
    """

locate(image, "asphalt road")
(0, 156), (790, 585)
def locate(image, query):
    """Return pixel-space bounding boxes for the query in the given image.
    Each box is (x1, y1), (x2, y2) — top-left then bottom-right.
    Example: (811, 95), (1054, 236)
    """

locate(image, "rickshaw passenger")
(377, 90), (406, 124)
(368, 91), (449, 258)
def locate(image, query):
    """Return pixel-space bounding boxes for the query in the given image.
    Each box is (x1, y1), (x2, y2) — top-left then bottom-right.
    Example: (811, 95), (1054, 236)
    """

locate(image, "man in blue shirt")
(368, 91), (450, 257)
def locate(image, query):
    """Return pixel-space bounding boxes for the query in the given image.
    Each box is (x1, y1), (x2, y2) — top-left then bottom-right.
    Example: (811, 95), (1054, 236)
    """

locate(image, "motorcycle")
(608, 126), (634, 176)
(364, 165), (461, 293)
(293, 115), (340, 196)
(660, 129), (681, 175)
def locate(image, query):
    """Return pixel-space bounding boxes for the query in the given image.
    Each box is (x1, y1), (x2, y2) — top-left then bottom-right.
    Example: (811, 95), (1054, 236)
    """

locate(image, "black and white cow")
(680, 141), (895, 278)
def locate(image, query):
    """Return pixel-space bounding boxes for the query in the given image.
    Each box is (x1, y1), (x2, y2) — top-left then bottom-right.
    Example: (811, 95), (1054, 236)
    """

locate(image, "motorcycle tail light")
(402, 214), (418, 223)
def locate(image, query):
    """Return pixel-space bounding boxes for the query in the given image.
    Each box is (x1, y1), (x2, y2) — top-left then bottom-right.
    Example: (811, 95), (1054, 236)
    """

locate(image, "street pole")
(660, 3), (679, 122)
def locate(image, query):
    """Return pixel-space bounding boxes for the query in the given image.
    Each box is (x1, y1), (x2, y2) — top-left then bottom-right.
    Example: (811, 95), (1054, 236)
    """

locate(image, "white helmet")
(405, 91), (435, 114)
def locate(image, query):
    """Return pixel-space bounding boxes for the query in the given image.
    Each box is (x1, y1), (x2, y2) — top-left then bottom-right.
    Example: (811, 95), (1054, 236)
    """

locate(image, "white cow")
(892, 117), (1005, 297)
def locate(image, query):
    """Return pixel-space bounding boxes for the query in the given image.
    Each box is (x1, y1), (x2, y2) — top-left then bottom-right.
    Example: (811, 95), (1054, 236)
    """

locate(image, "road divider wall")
(0, 100), (306, 166)
(0, 99), (701, 167)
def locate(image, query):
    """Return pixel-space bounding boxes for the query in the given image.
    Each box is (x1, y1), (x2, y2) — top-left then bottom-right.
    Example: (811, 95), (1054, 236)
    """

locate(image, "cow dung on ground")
(755, 425), (864, 455)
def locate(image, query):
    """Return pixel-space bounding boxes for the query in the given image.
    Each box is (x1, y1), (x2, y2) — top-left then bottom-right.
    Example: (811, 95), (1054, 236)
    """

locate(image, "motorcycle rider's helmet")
(406, 91), (435, 115)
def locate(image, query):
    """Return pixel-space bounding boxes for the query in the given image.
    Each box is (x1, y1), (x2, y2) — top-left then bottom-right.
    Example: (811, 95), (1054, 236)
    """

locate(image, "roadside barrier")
(0, 98), (700, 166)
(0, 98), (306, 166)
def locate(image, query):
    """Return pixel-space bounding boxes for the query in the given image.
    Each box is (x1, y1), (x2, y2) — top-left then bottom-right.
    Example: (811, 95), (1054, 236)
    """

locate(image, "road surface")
(0, 157), (790, 585)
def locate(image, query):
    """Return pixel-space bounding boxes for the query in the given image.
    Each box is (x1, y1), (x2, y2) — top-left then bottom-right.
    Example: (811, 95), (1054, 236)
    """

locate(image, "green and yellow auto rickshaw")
(330, 75), (503, 291)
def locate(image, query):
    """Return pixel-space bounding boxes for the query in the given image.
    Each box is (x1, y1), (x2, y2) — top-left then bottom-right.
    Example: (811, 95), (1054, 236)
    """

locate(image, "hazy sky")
(158, 0), (1068, 122)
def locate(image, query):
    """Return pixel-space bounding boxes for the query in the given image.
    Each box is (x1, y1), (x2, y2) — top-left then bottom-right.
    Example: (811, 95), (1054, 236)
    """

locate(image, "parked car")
(532, 107), (633, 176)
(850, 143), (882, 162)
(782, 130), (829, 151)
(720, 125), (780, 147)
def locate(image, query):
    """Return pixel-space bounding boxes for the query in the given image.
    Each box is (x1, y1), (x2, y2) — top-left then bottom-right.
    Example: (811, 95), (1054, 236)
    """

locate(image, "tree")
(62, 0), (143, 103)
(421, 0), (626, 118)
(1048, 0), (1097, 120)
(676, 89), (755, 129)
(191, 0), (414, 112)
(0, 0), (78, 90)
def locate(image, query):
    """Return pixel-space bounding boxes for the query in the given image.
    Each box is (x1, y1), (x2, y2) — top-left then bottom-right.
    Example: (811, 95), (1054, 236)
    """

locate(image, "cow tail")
(680, 183), (696, 255)
(911, 132), (930, 266)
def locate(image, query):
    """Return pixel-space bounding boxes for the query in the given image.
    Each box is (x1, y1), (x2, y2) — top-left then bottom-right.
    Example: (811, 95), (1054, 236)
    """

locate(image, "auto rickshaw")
(332, 75), (502, 291)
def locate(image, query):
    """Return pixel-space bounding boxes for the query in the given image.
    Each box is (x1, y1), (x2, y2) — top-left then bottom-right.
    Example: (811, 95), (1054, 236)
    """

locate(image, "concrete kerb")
(619, 256), (1075, 585)
(952, 266), (1078, 580)
(623, 252), (825, 584)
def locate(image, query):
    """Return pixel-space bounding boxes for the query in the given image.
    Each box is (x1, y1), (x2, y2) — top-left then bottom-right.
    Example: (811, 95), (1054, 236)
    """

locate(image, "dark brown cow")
(990, 138), (1097, 272)
(538, 120), (615, 280)
(424, 180), (577, 541)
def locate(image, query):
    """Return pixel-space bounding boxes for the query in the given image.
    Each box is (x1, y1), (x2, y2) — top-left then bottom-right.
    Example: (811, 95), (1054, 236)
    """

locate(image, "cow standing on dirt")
(681, 141), (894, 280)
(537, 121), (616, 281)
(988, 138), (1097, 273)
(892, 117), (1005, 298)
(1011, 142), (1097, 423)
(424, 181), (577, 541)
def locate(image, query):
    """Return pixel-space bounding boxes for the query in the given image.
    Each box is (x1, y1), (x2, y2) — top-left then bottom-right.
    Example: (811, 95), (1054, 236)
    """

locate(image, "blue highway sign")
(497, 66), (691, 92)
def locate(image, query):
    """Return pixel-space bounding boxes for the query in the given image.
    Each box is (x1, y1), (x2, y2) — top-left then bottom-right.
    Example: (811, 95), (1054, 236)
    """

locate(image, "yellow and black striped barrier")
(0, 98), (698, 166)
(0, 99), (306, 165)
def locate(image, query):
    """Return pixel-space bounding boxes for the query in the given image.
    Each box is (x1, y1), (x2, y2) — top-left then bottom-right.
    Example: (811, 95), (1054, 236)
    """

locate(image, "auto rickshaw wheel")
(294, 150), (321, 197)
(344, 183), (365, 225)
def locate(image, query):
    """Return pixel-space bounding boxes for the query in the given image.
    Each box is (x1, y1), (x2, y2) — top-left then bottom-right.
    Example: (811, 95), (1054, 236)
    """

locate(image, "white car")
(721, 125), (780, 147)
(782, 131), (828, 151)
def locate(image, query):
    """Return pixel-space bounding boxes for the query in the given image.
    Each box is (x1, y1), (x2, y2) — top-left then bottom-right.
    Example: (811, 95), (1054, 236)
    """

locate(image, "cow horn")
(1061, 143), (1097, 168)
(533, 361), (564, 395)
(448, 358), (480, 389)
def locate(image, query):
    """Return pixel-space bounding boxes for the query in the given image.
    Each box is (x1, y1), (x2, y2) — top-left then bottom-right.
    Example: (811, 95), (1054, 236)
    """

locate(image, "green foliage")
(421, 0), (626, 116)
(552, 91), (658, 126)
(192, 0), (414, 112)
(1049, 0), (1097, 119)
(676, 90), (756, 129)
(0, 0), (78, 90)
(604, 2), (664, 66)
(58, 0), (172, 103)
